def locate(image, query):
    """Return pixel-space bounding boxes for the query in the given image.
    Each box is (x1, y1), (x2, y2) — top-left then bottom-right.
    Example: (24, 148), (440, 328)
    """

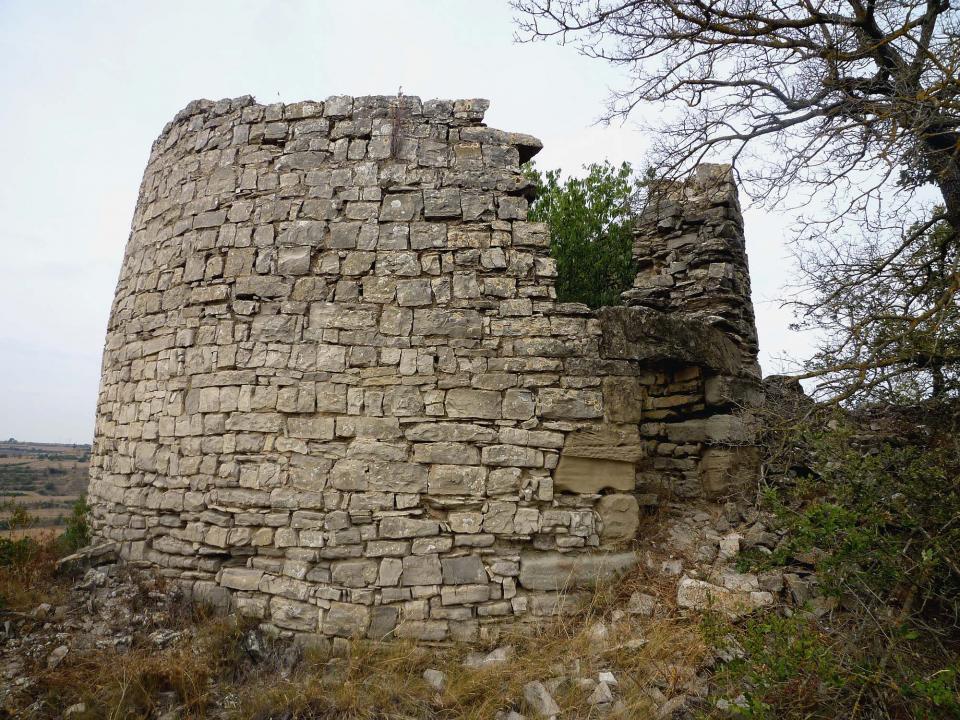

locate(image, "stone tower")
(87, 96), (760, 642)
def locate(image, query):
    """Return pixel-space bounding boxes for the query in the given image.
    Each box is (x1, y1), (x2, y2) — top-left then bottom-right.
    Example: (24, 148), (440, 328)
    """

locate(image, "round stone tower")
(88, 95), (760, 642)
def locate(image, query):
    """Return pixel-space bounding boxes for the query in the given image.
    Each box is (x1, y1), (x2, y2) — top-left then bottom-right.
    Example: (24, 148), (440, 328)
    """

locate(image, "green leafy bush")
(524, 161), (640, 308)
(58, 495), (91, 554)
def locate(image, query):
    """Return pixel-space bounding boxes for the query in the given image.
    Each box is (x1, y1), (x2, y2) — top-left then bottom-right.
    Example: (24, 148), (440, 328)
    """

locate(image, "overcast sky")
(0, 0), (811, 444)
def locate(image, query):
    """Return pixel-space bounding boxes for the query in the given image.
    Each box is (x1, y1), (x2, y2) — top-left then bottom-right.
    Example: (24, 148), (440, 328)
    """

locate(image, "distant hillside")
(0, 441), (89, 536)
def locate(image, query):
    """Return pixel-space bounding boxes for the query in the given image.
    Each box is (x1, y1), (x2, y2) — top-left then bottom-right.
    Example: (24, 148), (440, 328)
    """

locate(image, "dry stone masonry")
(87, 95), (762, 642)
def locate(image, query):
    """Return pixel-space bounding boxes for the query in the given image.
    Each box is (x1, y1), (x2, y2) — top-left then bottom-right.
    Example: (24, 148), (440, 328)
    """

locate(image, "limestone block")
(665, 414), (757, 444)
(405, 422), (500, 443)
(309, 302), (377, 330)
(514, 507), (540, 534)
(278, 246), (312, 275)
(444, 388), (501, 419)
(315, 382), (347, 413)
(401, 554), (442, 585)
(270, 596), (319, 632)
(423, 189), (461, 218)
(377, 557), (403, 586)
(331, 559), (379, 588)
(329, 222), (361, 249)
(412, 309), (482, 338)
(537, 389), (603, 419)
(562, 424), (645, 463)
(287, 416), (335, 440)
(483, 502), (516, 534)
(596, 494), (640, 543)
(410, 222), (446, 249)
(554, 456), (636, 494)
(440, 585), (490, 605)
(219, 567), (264, 591)
(441, 555), (487, 584)
(396, 279), (433, 306)
(413, 442), (480, 465)
(602, 376), (644, 423)
(335, 417), (401, 439)
(704, 374), (764, 407)
(382, 386), (425, 417)
(486, 468), (522, 496)
(428, 465), (486, 495)
(518, 551), (638, 591)
(225, 413), (283, 433)
(323, 602), (371, 637)
(393, 620), (448, 641)
(367, 606), (400, 639)
(379, 517), (439, 539)
(481, 445), (543, 467)
(380, 305), (412, 335)
(676, 577), (773, 617)
(448, 512), (483, 533)
(502, 389), (536, 420)
(380, 193), (422, 222)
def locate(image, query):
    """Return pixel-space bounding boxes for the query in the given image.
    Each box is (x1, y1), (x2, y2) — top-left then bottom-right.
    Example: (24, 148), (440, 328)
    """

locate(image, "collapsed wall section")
(87, 95), (760, 642)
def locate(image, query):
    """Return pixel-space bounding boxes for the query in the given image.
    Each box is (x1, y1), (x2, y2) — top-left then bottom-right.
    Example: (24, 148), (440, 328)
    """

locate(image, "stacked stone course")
(88, 95), (761, 643)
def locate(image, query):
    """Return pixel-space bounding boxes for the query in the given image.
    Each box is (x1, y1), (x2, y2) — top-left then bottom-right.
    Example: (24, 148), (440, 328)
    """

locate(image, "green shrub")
(710, 412), (960, 718)
(58, 495), (91, 554)
(524, 161), (640, 308)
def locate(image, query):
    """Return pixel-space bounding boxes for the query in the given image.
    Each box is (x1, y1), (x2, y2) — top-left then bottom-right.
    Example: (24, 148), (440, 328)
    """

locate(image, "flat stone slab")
(518, 551), (638, 591)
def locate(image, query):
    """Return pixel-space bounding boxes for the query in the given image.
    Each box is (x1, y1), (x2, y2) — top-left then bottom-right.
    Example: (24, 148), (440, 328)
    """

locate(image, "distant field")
(0, 440), (89, 537)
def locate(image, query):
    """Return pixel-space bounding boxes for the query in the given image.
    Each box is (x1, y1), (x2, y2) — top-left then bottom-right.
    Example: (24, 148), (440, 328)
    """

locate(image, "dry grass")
(0, 528), (70, 611)
(6, 560), (709, 719)
(226, 563), (707, 720)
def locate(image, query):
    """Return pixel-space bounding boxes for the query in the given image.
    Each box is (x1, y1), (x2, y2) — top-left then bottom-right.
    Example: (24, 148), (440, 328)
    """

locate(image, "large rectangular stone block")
(518, 551), (638, 591)
(553, 456), (636, 494)
(537, 389), (603, 419)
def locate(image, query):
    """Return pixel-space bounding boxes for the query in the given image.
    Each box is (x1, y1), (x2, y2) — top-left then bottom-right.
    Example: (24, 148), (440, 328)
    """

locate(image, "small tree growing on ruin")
(524, 161), (640, 307)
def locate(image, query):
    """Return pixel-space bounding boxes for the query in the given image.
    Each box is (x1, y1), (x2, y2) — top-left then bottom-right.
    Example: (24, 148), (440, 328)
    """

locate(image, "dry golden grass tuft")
(0, 528), (70, 611)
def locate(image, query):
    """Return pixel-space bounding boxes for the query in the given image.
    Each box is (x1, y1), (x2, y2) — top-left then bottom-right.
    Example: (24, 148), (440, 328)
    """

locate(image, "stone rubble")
(1, 500), (835, 718)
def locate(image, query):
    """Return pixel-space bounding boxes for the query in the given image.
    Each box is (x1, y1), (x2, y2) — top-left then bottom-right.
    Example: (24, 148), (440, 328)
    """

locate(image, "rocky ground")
(0, 501), (826, 719)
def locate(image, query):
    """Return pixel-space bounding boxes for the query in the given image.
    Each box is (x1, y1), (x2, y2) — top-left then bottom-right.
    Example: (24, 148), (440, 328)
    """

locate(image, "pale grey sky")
(0, 0), (809, 444)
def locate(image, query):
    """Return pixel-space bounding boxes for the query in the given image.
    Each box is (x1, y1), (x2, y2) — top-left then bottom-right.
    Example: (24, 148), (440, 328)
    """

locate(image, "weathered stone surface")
(666, 414), (757, 444)
(699, 446), (761, 498)
(428, 465), (486, 495)
(444, 388), (501, 419)
(270, 597), (318, 632)
(537, 389), (603, 419)
(596, 494), (640, 543)
(88, 95), (760, 637)
(518, 551), (638, 591)
(441, 555), (487, 584)
(379, 517), (439, 538)
(599, 306), (742, 375)
(562, 424), (645, 463)
(323, 602), (371, 637)
(401, 554), (442, 585)
(523, 681), (560, 717)
(676, 576), (773, 616)
(554, 456), (636, 494)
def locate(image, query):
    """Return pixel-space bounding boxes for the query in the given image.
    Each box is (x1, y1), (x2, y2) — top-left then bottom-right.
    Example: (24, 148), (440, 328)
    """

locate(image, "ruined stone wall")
(87, 95), (759, 642)
(625, 165), (760, 378)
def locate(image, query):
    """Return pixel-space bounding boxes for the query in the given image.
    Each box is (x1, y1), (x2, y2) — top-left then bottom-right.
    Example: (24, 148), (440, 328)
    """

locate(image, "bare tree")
(514, 0), (960, 397)
(792, 214), (960, 401)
